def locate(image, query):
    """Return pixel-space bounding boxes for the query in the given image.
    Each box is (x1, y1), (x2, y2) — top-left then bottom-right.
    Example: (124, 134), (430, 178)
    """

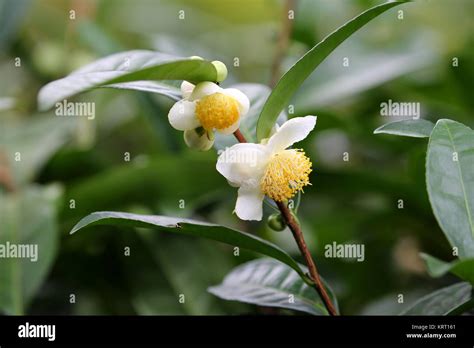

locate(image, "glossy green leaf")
(0, 185), (61, 314)
(103, 81), (181, 101)
(38, 50), (219, 110)
(374, 119), (435, 138)
(70, 212), (309, 282)
(421, 253), (474, 285)
(426, 119), (474, 258)
(208, 258), (338, 316)
(256, 1), (407, 141)
(402, 282), (473, 315)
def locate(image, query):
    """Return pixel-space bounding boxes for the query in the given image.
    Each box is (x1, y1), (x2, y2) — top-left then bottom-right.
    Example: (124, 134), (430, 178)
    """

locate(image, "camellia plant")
(34, 0), (474, 316)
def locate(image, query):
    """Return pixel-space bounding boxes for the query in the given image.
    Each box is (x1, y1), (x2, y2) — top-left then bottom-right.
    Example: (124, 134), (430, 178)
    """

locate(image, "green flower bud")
(267, 213), (286, 231)
(212, 60), (228, 82)
(184, 127), (214, 151)
(189, 55), (204, 60)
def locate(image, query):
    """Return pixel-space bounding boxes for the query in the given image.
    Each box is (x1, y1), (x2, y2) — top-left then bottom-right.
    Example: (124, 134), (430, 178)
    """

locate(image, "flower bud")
(184, 127), (214, 151)
(211, 60), (228, 82)
(267, 213), (286, 231)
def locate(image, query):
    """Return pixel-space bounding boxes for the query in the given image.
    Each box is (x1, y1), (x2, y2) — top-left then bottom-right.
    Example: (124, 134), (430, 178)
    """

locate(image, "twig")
(0, 152), (15, 193)
(232, 131), (338, 316)
(276, 201), (337, 316)
(269, 0), (296, 88)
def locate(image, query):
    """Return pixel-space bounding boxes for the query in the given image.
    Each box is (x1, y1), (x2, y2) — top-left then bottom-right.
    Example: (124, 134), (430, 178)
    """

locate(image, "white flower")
(168, 81), (250, 149)
(216, 116), (317, 221)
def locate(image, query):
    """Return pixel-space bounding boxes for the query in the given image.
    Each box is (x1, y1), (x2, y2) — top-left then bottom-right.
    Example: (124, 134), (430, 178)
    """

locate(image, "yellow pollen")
(261, 149), (312, 202)
(195, 93), (240, 130)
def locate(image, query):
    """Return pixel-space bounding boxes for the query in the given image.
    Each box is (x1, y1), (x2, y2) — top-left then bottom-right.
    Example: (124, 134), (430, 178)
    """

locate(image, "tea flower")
(168, 81), (250, 149)
(216, 116), (316, 221)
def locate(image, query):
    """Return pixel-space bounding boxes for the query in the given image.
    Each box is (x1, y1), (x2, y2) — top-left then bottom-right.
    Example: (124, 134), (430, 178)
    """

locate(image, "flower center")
(260, 149), (312, 202)
(195, 93), (240, 130)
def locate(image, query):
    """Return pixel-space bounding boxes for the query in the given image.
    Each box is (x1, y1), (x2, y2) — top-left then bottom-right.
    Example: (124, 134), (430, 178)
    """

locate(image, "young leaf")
(38, 50), (218, 111)
(402, 282), (473, 315)
(256, 1), (408, 141)
(374, 119), (435, 138)
(208, 258), (338, 315)
(0, 185), (61, 314)
(420, 253), (474, 285)
(426, 119), (474, 258)
(70, 212), (310, 283)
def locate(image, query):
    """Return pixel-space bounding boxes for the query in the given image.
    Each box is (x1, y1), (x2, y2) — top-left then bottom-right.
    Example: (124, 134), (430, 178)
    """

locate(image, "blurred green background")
(0, 0), (473, 315)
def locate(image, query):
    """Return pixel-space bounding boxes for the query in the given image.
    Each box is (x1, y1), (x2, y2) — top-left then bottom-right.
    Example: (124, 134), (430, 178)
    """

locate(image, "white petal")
(222, 88), (250, 116)
(218, 119), (240, 135)
(190, 81), (222, 100)
(216, 143), (269, 186)
(267, 116), (317, 153)
(235, 187), (264, 221)
(168, 100), (200, 131)
(180, 81), (195, 99)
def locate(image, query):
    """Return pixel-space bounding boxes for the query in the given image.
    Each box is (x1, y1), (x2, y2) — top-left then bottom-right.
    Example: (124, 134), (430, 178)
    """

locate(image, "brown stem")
(232, 131), (338, 316)
(269, 0), (296, 88)
(0, 151), (15, 193)
(276, 201), (337, 316)
(233, 129), (247, 143)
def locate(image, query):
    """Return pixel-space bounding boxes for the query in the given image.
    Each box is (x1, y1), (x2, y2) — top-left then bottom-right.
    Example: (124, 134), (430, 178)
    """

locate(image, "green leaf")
(103, 81), (181, 101)
(402, 282), (473, 315)
(0, 116), (75, 187)
(70, 211), (309, 283)
(420, 253), (474, 285)
(374, 119), (435, 138)
(131, 233), (244, 315)
(256, 1), (407, 141)
(38, 50), (219, 111)
(209, 258), (338, 316)
(426, 119), (474, 258)
(61, 154), (227, 223)
(0, 185), (62, 314)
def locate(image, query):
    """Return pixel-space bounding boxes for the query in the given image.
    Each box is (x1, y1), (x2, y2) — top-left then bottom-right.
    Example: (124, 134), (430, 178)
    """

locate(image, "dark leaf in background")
(209, 258), (338, 315)
(402, 282), (473, 315)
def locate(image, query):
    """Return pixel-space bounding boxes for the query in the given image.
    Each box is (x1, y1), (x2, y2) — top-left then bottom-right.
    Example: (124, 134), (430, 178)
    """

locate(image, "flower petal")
(267, 116), (317, 153)
(168, 100), (200, 131)
(235, 187), (264, 221)
(180, 81), (195, 99)
(190, 81), (222, 100)
(222, 88), (250, 116)
(218, 119), (240, 135)
(216, 143), (269, 186)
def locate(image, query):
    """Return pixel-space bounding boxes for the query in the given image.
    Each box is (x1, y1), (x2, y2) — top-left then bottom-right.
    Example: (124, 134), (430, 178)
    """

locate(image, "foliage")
(1, 0), (473, 316)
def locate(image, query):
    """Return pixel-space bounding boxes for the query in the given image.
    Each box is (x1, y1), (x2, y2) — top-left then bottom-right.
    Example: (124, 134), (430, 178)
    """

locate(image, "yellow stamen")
(261, 149), (312, 202)
(195, 93), (239, 130)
